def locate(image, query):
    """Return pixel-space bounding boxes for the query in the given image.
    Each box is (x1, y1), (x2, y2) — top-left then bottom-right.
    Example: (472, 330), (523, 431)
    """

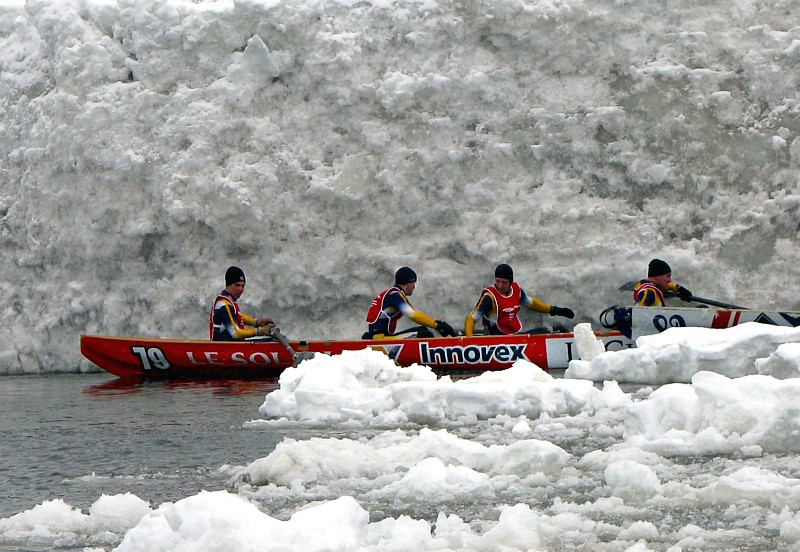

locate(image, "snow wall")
(1, 0), (798, 372)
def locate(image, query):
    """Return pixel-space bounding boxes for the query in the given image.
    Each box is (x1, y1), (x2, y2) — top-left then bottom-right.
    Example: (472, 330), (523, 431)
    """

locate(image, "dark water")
(0, 373), (281, 520)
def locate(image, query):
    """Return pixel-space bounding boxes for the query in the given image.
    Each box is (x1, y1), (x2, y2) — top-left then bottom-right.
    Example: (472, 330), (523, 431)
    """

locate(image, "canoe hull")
(80, 332), (633, 379)
(617, 306), (800, 339)
(83, 306), (800, 379)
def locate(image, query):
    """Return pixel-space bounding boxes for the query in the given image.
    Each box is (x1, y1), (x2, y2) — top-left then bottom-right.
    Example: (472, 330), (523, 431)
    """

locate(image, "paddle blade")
(618, 281), (637, 292)
(292, 352), (316, 367)
(270, 327), (317, 365)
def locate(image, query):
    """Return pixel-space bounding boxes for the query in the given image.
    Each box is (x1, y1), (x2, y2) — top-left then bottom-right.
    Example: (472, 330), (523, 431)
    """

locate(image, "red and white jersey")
(483, 282), (523, 335)
(365, 287), (406, 335)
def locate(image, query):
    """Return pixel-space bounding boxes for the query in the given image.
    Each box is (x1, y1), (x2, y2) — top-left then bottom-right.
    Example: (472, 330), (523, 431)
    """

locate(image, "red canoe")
(80, 332), (633, 379)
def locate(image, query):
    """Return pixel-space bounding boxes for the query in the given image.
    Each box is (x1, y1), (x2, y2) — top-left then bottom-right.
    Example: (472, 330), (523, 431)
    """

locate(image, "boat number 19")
(131, 346), (171, 370)
(652, 314), (686, 333)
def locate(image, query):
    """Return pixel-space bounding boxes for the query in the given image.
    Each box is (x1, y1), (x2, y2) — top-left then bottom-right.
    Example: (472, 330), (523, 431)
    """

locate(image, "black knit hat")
(225, 266), (246, 286)
(648, 258), (671, 277)
(495, 263), (514, 282)
(394, 266), (417, 285)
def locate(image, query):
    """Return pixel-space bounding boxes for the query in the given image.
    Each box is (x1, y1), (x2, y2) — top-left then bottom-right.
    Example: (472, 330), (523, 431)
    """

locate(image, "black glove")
(549, 306), (575, 319)
(435, 320), (456, 337)
(677, 285), (693, 302)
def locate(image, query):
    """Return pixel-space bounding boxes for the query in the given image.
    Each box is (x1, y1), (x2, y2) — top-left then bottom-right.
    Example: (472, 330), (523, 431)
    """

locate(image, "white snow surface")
(110, 491), (554, 552)
(0, 493), (150, 549)
(1, 0), (799, 373)
(256, 347), (630, 424)
(566, 322), (800, 383)
(240, 427), (570, 487)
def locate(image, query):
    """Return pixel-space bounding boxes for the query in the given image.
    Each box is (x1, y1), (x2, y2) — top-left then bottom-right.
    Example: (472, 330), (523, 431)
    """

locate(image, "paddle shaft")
(269, 327), (300, 360)
(687, 295), (748, 310)
(617, 281), (748, 310)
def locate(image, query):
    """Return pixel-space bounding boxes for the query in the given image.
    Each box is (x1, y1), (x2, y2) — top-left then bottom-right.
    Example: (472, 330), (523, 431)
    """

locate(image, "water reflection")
(83, 377), (279, 396)
(2, 373), (284, 521)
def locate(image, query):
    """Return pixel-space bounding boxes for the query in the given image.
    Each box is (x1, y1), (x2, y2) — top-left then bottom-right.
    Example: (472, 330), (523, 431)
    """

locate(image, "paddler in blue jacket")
(364, 267), (456, 339)
(633, 258), (693, 306)
(210, 266), (275, 341)
(464, 264), (574, 336)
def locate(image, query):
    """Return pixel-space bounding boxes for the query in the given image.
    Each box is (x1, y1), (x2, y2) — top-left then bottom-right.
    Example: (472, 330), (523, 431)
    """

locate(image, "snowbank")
(257, 348), (630, 425)
(0, 493), (150, 549)
(114, 491), (548, 552)
(240, 427), (568, 488)
(624, 371), (800, 455)
(566, 323), (800, 383)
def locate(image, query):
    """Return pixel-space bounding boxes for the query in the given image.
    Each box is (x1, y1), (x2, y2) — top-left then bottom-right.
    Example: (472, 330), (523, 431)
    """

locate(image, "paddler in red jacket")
(210, 266), (275, 341)
(364, 267), (456, 339)
(464, 264), (574, 336)
(633, 259), (692, 306)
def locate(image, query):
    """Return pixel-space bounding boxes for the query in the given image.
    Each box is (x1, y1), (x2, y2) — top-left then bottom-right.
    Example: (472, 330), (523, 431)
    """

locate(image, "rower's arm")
(387, 292), (438, 329)
(464, 316), (475, 337)
(406, 306), (437, 328)
(521, 289), (551, 314)
(220, 301), (258, 339)
(464, 294), (493, 337)
(667, 282), (679, 292)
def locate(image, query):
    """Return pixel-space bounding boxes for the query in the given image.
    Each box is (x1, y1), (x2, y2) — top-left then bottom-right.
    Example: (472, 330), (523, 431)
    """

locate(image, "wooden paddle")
(618, 281), (748, 310)
(269, 327), (315, 367)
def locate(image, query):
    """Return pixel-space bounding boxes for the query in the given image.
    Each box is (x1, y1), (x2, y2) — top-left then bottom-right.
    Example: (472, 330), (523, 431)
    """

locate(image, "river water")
(0, 374), (282, 521)
(2, 370), (794, 551)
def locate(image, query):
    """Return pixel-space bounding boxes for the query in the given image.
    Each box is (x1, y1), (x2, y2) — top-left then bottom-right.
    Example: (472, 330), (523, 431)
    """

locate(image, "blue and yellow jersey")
(365, 287), (437, 338)
(209, 291), (257, 341)
(633, 280), (680, 307)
